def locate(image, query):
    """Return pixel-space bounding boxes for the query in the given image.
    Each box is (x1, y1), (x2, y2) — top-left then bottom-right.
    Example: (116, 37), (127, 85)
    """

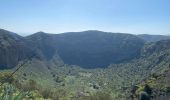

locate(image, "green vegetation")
(1, 29), (170, 99)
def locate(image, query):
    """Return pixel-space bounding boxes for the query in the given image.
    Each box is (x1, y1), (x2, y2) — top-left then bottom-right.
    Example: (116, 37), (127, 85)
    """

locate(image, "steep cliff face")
(0, 29), (33, 69)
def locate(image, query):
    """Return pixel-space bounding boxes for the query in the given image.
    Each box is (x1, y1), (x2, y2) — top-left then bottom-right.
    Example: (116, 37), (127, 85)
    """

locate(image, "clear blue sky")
(0, 0), (170, 35)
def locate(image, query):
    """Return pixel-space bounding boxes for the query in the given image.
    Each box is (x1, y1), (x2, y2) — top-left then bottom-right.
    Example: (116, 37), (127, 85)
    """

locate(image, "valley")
(0, 29), (170, 100)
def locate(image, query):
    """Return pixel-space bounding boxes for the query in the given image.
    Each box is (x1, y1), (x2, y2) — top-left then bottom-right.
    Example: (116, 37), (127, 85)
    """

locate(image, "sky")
(0, 0), (170, 36)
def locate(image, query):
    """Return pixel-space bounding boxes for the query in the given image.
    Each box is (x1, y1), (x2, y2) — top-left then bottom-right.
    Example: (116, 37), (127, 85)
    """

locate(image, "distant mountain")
(137, 34), (170, 42)
(0, 29), (145, 69)
(27, 30), (145, 68)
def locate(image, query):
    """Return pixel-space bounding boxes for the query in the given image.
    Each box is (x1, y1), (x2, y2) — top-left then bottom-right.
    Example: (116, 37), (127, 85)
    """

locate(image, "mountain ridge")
(1, 29), (170, 69)
(27, 30), (145, 68)
(137, 34), (170, 42)
(1, 29), (170, 99)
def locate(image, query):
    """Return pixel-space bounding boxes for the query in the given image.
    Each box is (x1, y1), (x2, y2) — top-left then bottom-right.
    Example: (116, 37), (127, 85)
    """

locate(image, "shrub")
(0, 84), (29, 100)
(0, 71), (15, 84)
(78, 91), (113, 100)
(39, 88), (52, 99)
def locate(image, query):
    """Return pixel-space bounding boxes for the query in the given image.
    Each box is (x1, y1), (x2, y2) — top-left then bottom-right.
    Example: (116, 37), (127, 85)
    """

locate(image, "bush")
(78, 91), (113, 100)
(13, 79), (40, 93)
(0, 83), (29, 100)
(0, 71), (15, 84)
(38, 88), (52, 99)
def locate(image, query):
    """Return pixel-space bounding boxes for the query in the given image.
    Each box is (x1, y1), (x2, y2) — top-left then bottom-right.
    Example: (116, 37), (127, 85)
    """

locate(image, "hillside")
(26, 30), (145, 68)
(1, 29), (170, 99)
(1, 37), (169, 100)
(0, 29), (34, 69)
(0, 29), (145, 69)
(137, 34), (170, 42)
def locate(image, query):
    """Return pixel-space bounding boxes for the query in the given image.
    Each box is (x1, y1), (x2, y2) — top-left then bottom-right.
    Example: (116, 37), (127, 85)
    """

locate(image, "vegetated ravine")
(0, 28), (170, 99)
